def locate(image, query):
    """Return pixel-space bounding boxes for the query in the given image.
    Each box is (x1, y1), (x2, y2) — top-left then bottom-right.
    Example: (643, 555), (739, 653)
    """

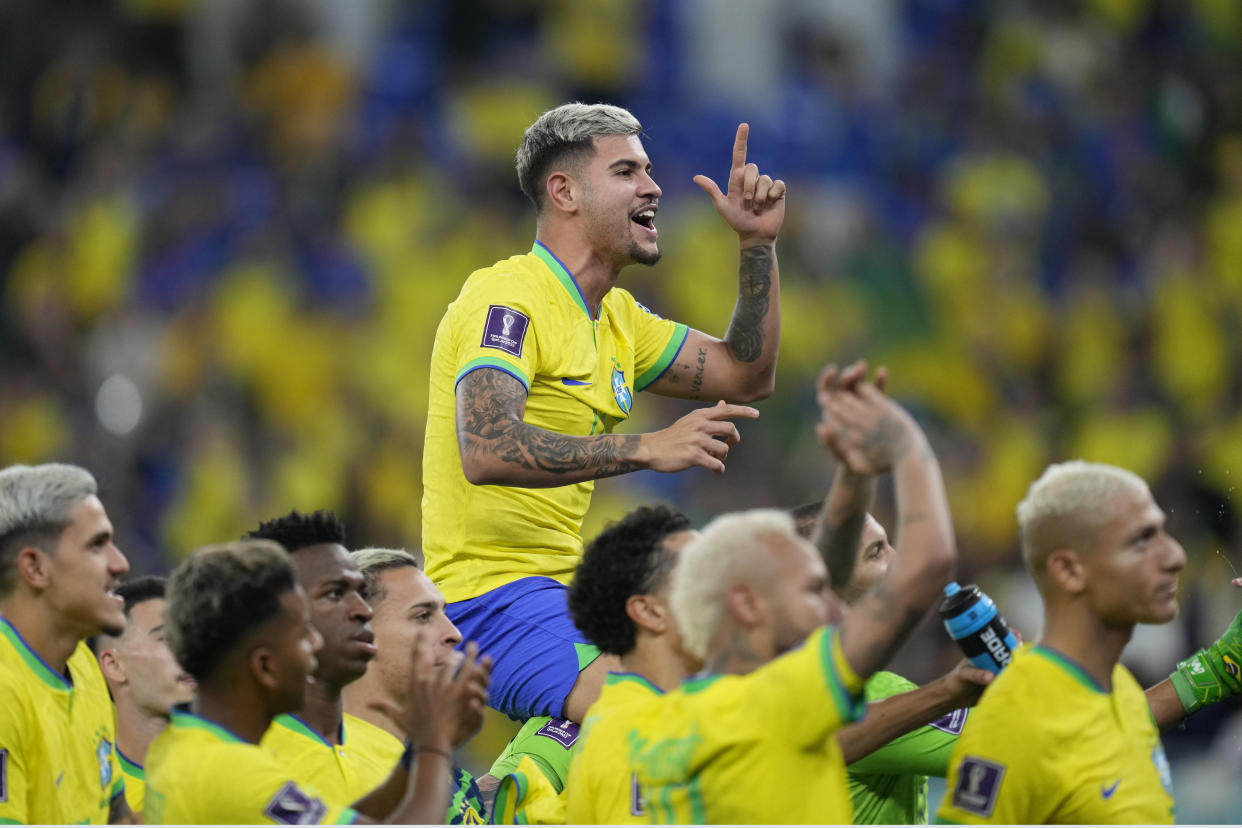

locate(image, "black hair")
(568, 505), (690, 656)
(244, 509), (346, 554)
(789, 501), (824, 539)
(165, 540), (297, 682)
(116, 575), (167, 616)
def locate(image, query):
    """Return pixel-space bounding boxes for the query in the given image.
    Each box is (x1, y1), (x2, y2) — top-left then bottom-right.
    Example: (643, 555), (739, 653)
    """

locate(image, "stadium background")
(1, 0), (1240, 820)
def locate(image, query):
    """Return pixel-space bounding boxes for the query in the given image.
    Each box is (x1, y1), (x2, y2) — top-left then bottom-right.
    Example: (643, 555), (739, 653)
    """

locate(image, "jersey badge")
(0, 748), (7, 802)
(264, 781), (328, 825)
(481, 306), (529, 358)
(97, 737), (113, 788)
(535, 719), (580, 749)
(929, 708), (968, 735)
(950, 756), (1005, 818)
(629, 772), (645, 817)
(611, 367), (632, 415)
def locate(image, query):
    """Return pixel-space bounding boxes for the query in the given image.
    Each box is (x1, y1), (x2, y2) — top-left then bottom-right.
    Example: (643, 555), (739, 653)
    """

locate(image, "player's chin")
(1142, 597), (1180, 625)
(629, 240), (661, 267)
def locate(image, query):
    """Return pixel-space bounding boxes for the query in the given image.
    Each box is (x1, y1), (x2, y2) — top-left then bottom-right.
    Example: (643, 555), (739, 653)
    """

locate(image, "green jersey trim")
(0, 818), (23, 824)
(635, 324), (689, 392)
(493, 770), (528, 825)
(681, 673), (723, 694)
(118, 748), (144, 781)
(0, 616), (71, 691)
(169, 709), (246, 743)
(110, 777), (125, 800)
(336, 807), (359, 824)
(605, 671), (664, 695)
(532, 241), (593, 321)
(1031, 645), (1106, 694)
(272, 713), (338, 748)
(455, 358), (531, 392)
(820, 627), (864, 722)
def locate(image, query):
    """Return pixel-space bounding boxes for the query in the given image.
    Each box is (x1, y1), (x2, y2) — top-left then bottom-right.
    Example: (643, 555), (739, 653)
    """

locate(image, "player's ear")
(250, 646), (279, 690)
(727, 583), (763, 627)
(1046, 547), (1086, 595)
(15, 545), (52, 590)
(626, 594), (668, 635)
(98, 648), (126, 684)
(545, 171), (579, 215)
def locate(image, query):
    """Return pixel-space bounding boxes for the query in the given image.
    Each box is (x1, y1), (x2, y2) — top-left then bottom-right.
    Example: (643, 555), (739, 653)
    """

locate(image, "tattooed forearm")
(689, 347), (708, 399)
(457, 368), (643, 484)
(724, 244), (773, 363)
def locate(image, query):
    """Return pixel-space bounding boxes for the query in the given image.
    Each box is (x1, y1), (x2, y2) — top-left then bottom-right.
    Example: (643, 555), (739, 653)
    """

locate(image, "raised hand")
(371, 637), (491, 751)
(693, 124), (787, 245)
(815, 365), (918, 475)
(640, 400), (760, 474)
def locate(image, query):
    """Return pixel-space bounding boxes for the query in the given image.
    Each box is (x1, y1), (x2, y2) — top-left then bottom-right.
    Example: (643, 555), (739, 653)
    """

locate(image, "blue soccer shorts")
(447, 576), (601, 721)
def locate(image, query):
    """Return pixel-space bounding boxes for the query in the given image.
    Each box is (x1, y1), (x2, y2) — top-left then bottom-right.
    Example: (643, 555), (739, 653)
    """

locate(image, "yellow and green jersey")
(260, 713), (400, 803)
(848, 671), (964, 825)
(118, 748), (146, 815)
(422, 241), (688, 602)
(491, 756), (566, 825)
(145, 709), (357, 825)
(0, 617), (123, 824)
(935, 644), (1174, 824)
(626, 626), (865, 824)
(565, 672), (662, 824)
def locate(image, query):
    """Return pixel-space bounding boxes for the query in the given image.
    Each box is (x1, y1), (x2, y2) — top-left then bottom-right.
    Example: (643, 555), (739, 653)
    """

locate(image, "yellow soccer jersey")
(260, 713), (401, 803)
(0, 618), (123, 825)
(626, 626), (865, 824)
(118, 749), (146, 815)
(491, 756), (566, 825)
(565, 672), (662, 824)
(145, 709), (358, 825)
(936, 644), (1175, 824)
(423, 241), (688, 602)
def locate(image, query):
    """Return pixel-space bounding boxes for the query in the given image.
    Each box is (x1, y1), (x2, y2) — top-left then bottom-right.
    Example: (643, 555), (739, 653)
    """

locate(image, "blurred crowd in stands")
(4, 0), (1242, 807)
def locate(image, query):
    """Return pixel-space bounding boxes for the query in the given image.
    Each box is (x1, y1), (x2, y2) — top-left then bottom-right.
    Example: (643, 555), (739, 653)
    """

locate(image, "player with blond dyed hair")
(938, 460), (1242, 824)
(616, 365), (957, 824)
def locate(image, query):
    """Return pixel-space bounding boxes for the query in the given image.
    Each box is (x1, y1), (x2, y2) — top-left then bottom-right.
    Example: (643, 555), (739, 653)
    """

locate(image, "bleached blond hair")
(670, 509), (799, 660)
(1016, 460), (1150, 577)
(515, 102), (643, 210)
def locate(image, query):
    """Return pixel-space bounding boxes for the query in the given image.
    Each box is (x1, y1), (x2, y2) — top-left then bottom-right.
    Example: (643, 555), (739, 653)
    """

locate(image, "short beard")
(629, 241), (661, 266)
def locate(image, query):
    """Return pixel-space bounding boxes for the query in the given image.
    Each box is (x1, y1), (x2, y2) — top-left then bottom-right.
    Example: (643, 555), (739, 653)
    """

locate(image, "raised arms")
(819, 368), (957, 681)
(455, 368), (759, 487)
(646, 124), (785, 403)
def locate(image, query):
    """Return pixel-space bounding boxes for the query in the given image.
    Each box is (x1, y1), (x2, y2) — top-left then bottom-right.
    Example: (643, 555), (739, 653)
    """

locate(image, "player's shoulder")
(343, 713), (404, 760)
(863, 669), (919, 701)
(460, 251), (549, 295)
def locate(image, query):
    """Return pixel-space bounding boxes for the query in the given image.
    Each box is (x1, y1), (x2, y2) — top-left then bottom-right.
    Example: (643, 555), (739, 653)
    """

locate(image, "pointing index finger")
(730, 123), (750, 183)
(705, 402), (760, 420)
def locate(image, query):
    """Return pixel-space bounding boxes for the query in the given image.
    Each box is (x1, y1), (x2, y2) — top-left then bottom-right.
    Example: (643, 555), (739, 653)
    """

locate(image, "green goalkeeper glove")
(1169, 610), (1242, 714)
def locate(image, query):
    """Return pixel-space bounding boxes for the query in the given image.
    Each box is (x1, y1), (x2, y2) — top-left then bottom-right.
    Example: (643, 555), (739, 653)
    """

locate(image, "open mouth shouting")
(631, 204), (658, 238)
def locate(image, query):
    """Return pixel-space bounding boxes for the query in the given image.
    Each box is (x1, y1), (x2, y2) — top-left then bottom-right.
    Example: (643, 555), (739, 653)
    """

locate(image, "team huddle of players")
(3, 102), (1242, 826)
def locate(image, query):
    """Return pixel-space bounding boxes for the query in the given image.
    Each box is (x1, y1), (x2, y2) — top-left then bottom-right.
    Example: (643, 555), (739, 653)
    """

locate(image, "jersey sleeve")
(933, 704), (1050, 824)
(622, 292), (688, 392)
(0, 685), (29, 825)
(450, 272), (544, 394)
(215, 754), (357, 825)
(848, 671), (964, 777)
(743, 626), (866, 746)
(491, 757), (566, 825)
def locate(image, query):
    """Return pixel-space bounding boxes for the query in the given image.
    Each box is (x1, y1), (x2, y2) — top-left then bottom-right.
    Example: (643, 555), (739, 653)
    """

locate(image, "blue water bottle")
(938, 581), (1019, 674)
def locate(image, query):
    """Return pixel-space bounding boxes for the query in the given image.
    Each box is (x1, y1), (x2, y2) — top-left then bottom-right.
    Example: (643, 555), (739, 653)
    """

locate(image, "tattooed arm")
(455, 368), (761, 487)
(817, 379), (956, 681)
(645, 124), (784, 404)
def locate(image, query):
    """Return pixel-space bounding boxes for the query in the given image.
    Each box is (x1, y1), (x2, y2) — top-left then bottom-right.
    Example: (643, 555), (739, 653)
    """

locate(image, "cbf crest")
(97, 737), (113, 789)
(611, 363), (632, 415)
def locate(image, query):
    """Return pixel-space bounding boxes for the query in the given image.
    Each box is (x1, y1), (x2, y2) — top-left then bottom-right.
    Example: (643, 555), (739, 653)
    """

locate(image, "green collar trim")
(170, 709), (247, 743)
(605, 671), (664, 694)
(273, 713), (341, 747)
(532, 241), (594, 320)
(1032, 645), (1106, 694)
(118, 748), (145, 780)
(0, 616), (70, 691)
